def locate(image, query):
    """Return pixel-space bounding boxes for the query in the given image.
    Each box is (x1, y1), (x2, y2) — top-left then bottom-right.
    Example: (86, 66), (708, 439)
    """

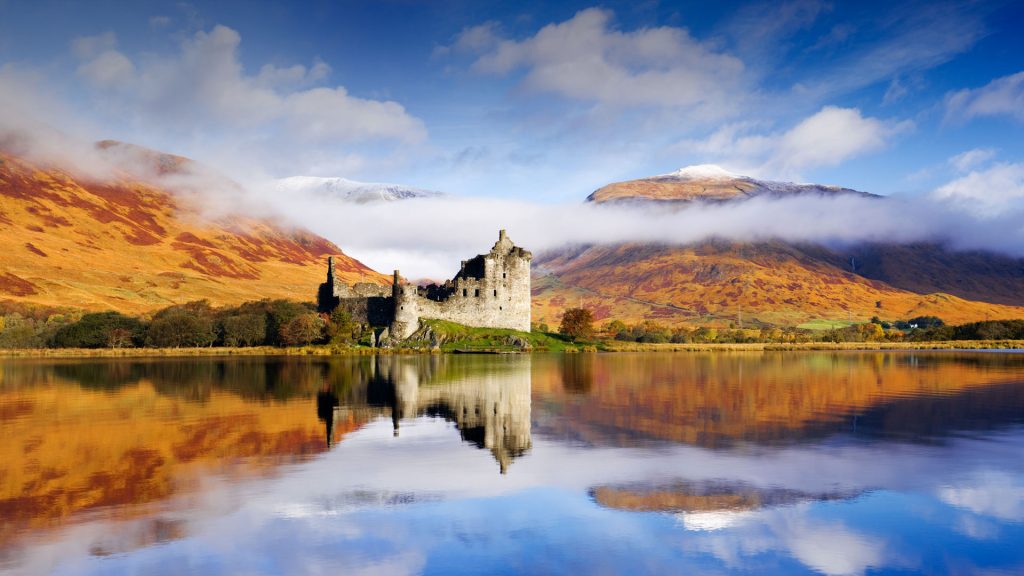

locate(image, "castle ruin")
(318, 230), (532, 341)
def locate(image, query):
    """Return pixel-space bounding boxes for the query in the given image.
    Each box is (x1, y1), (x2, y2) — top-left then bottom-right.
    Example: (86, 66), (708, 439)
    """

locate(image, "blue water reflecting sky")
(33, 415), (1024, 576)
(4, 353), (1024, 575)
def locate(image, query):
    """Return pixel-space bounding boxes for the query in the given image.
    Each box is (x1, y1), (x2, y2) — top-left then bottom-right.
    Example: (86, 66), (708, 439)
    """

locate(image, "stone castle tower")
(319, 230), (532, 342)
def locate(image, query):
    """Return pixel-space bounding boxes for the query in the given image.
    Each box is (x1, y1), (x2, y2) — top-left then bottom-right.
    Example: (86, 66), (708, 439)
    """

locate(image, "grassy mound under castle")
(406, 319), (586, 352)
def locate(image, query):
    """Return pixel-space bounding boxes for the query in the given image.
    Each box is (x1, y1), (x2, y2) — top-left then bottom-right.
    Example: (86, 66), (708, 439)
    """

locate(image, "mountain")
(532, 167), (1024, 328)
(0, 143), (386, 313)
(276, 175), (442, 203)
(587, 164), (875, 204)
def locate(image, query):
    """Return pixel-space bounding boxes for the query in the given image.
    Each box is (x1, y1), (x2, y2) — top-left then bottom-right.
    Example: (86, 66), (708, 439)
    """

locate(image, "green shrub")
(221, 313), (267, 347)
(146, 311), (215, 348)
(49, 312), (145, 348)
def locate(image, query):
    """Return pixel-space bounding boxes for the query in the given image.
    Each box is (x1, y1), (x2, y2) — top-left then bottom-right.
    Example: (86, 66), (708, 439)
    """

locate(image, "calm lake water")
(2, 352), (1024, 575)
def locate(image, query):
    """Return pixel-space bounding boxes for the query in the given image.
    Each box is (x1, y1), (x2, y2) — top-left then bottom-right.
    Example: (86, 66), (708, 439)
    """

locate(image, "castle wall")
(321, 231), (532, 341)
(318, 257), (395, 325)
(392, 231), (531, 339)
(334, 296), (394, 327)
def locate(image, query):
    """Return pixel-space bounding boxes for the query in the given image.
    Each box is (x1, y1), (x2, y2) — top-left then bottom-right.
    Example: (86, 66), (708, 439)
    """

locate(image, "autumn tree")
(672, 326), (695, 343)
(146, 312), (216, 348)
(0, 314), (41, 349)
(222, 313), (267, 347)
(636, 321), (671, 343)
(559, 308), (594, 342)
(602, 320), (627, 339)
(858, 322), (886, 342)
(107, 327), (135, 348)
(279, 312), (326, 346)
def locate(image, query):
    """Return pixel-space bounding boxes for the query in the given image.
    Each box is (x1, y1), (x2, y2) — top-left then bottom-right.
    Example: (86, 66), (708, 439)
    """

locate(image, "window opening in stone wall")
(503, 273), (506, 278)
(475, 289), (480, 297)
(463, 288), (467, 297)
(493, 289), (497, 297)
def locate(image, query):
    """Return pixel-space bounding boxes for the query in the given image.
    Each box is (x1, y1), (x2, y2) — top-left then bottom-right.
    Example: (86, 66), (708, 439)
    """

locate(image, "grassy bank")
(603, 340), (1024, 352)
(0, 345), (427, 358)
(2, 339), (1022, 358)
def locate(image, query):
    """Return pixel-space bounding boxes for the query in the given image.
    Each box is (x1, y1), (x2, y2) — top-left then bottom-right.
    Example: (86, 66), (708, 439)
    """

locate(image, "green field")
(795, 319), (860, 331)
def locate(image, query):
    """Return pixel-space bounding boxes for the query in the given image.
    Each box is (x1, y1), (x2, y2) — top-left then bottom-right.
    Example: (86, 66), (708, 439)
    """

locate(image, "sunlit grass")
(796, 319), (859, 331)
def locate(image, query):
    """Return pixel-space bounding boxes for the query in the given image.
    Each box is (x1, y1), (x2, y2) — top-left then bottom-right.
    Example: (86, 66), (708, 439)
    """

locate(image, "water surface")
(2, 352), (1024, 575)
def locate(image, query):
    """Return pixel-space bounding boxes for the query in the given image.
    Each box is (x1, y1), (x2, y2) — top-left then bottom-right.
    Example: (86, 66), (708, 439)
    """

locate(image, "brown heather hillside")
(532, 241), (1024, 327)
(588, 175), (761, 203)
(0, 147), (386, 313)
(532, 171), (1024, 328)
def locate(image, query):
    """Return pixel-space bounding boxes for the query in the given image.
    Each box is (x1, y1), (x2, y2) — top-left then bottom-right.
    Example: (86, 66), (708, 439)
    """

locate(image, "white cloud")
(675, 106), (909, 180)
(453, 8), (745, 111)
(778, 513), (885, 576)
(254, 60), (330, 89)
(67, 27), (426, 177)
(77, 49), (136, 87)
(0, 65), (109, 176)
(769, 107), (902, 175)
(254, 176), (1024, 279)
(932, 162), (1024, 217)
(945, 71), (1024, 123)
(434, 22), (502, 58)
(939, 471), (1024, 522)
(949, 148), (996, 173)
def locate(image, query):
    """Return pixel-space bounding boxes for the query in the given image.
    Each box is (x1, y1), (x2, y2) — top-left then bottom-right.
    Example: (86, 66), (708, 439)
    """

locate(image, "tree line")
(0, 299), (369, 349)
(3, 299), (1023, 349)
(550, 308), (1024, 344)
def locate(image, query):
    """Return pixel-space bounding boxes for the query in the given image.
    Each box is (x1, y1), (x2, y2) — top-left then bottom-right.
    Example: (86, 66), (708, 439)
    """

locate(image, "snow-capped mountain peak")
(667, 164), (742, 180)
(276, 176), (442, 203)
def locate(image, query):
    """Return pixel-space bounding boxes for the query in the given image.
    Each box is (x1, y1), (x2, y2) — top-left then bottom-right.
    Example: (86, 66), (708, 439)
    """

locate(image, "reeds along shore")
(601, 340), (1024, 352)
(1, 340), (1023, 358)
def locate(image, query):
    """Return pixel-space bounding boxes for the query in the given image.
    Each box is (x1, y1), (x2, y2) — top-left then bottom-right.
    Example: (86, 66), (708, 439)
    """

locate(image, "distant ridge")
(276, 176), (442, 203)
(528, 166), (1024, 328)
(587, 164), (874, 204)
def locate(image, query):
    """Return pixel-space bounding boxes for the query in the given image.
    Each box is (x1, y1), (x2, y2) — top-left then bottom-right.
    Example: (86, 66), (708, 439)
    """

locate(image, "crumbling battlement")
(318, 230), (532, 342)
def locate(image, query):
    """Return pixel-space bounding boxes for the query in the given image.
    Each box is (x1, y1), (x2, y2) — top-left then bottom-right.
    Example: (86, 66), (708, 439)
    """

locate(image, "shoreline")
(1, 340), (1023, 358)
(601, 340), (1024, 352)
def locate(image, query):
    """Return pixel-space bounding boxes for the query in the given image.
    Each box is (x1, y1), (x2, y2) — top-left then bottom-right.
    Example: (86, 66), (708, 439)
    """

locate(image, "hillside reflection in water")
(1, 352), (1023, 575)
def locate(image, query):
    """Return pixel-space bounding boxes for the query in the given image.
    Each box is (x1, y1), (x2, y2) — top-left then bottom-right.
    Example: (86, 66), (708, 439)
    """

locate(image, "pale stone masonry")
(318, 230), (532, 341)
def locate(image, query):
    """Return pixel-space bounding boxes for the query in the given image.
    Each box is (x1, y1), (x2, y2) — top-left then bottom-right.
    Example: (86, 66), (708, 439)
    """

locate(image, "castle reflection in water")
(317, 355), (533, 474)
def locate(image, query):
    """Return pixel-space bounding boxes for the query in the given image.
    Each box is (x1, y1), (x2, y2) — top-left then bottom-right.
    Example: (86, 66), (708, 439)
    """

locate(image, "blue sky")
(1, 0), (1023, 202)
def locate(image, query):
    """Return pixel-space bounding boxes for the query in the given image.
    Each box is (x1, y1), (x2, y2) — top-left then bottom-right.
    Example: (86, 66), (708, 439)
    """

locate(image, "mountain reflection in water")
(0, 351), (1022, 575)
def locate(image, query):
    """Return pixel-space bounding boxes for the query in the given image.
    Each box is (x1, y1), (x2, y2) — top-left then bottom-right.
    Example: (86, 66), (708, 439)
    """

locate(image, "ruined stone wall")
(320, 231), (532, 341)
(334, 296), (394, 327)
(338, 282), (391, 299)
(318, 256), (395, 325)
(392, 230), (532, 339)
